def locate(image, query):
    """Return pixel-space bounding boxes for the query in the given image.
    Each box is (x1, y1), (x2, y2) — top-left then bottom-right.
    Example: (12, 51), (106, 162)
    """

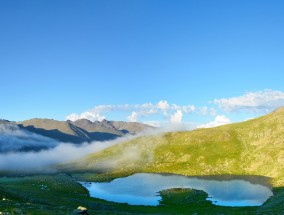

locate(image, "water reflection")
(80, 173), (273, 207)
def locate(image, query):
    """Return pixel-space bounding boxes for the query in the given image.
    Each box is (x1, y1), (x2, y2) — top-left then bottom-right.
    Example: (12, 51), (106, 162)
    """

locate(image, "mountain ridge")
(16, 118), (154, 143)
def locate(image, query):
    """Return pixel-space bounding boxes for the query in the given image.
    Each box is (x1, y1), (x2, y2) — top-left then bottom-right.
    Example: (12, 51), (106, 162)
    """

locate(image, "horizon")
(1, 1), (284, 128)
(1, 104), (284, 130)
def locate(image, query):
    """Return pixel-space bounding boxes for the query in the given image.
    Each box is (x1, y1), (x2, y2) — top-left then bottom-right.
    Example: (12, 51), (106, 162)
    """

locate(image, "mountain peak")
(73, 118), (93, 124)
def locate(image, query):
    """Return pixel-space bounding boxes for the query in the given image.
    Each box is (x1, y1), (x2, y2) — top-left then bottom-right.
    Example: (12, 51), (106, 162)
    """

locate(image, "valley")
(0, 108), (284, 214)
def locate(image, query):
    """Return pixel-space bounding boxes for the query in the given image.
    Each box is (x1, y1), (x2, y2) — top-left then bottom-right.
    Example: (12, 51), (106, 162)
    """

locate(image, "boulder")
(73, 206), (88, 215)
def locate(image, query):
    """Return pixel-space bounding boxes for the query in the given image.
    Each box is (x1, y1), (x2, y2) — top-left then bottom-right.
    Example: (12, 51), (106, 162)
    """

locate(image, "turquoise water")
(80, 173), (272, 207)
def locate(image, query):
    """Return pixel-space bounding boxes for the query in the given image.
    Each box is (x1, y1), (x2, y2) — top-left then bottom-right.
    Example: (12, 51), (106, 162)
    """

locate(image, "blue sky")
(1, 0), (284, 127)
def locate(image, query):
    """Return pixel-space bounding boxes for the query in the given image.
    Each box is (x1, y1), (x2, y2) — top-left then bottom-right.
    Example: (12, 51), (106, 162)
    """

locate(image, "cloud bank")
(170, 110), (183, 123)
(197, 115), (231, 128)
(66, 90), (284, 128)
(0, 126), (176, 173)
(0, 124), (58, 153)
(66, 100), (196, 123)
(0, 132), (143, 173)
(214, 90), (284, 113)
(0, 140), (123, 173)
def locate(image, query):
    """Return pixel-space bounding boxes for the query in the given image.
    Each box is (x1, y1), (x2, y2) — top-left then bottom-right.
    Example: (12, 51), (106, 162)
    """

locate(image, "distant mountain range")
(0, 118), (154, 144)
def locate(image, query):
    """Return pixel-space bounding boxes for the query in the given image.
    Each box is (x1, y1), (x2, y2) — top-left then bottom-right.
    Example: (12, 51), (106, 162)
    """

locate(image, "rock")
(73, 206), (88, 215)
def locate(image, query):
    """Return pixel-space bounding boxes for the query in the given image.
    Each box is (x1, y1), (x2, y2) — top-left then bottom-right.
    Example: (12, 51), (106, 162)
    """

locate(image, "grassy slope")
(69, 107), (284, 187)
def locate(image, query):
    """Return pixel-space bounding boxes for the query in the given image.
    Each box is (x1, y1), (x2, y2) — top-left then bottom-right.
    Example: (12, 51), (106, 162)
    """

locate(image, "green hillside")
(66, 107), (284, 187)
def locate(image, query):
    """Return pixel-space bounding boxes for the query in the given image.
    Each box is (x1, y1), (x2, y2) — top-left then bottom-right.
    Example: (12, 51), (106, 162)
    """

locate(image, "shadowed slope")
(70, 119), (123, 141)
(18, 118), (91, 143)
(17, 118), (155, 143)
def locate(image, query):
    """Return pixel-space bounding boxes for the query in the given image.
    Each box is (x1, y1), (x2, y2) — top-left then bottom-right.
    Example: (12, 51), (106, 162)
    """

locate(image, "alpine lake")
(80, 173), (273, 207)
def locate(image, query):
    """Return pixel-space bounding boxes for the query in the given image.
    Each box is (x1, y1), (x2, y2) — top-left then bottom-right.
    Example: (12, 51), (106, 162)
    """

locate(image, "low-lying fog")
(0, 123), (183, 173)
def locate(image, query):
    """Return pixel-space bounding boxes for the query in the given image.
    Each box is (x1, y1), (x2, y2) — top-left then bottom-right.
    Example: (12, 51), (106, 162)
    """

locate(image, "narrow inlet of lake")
(80, 173), (273, 207)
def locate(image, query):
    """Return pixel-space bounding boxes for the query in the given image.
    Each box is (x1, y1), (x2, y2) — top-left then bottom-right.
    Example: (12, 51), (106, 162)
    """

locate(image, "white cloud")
(157, 100), (169, 111)
(214, 90), (284, 113)
(66, 112), (105, 122)
(170, 110), (183, 123)
(199, 106), (209, 115)
(199, 106), (217, 116)
(210, 107), (217, 116)
(66, 113), (80, 121)
(0, 124), (58, 152)
(197, 115), (231, 128)
(66, 101), (195, 124)
(142, 121), (161, 127)
(127, 112), (138, 122)
(182, 105), (196, 113)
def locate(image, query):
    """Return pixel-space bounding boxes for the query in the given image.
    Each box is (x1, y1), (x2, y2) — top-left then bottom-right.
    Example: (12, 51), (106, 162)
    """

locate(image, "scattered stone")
(73, 206), (88, 215)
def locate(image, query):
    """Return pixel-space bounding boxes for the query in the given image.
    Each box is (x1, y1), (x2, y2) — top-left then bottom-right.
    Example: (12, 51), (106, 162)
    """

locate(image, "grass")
(0, 173), (283, 214)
